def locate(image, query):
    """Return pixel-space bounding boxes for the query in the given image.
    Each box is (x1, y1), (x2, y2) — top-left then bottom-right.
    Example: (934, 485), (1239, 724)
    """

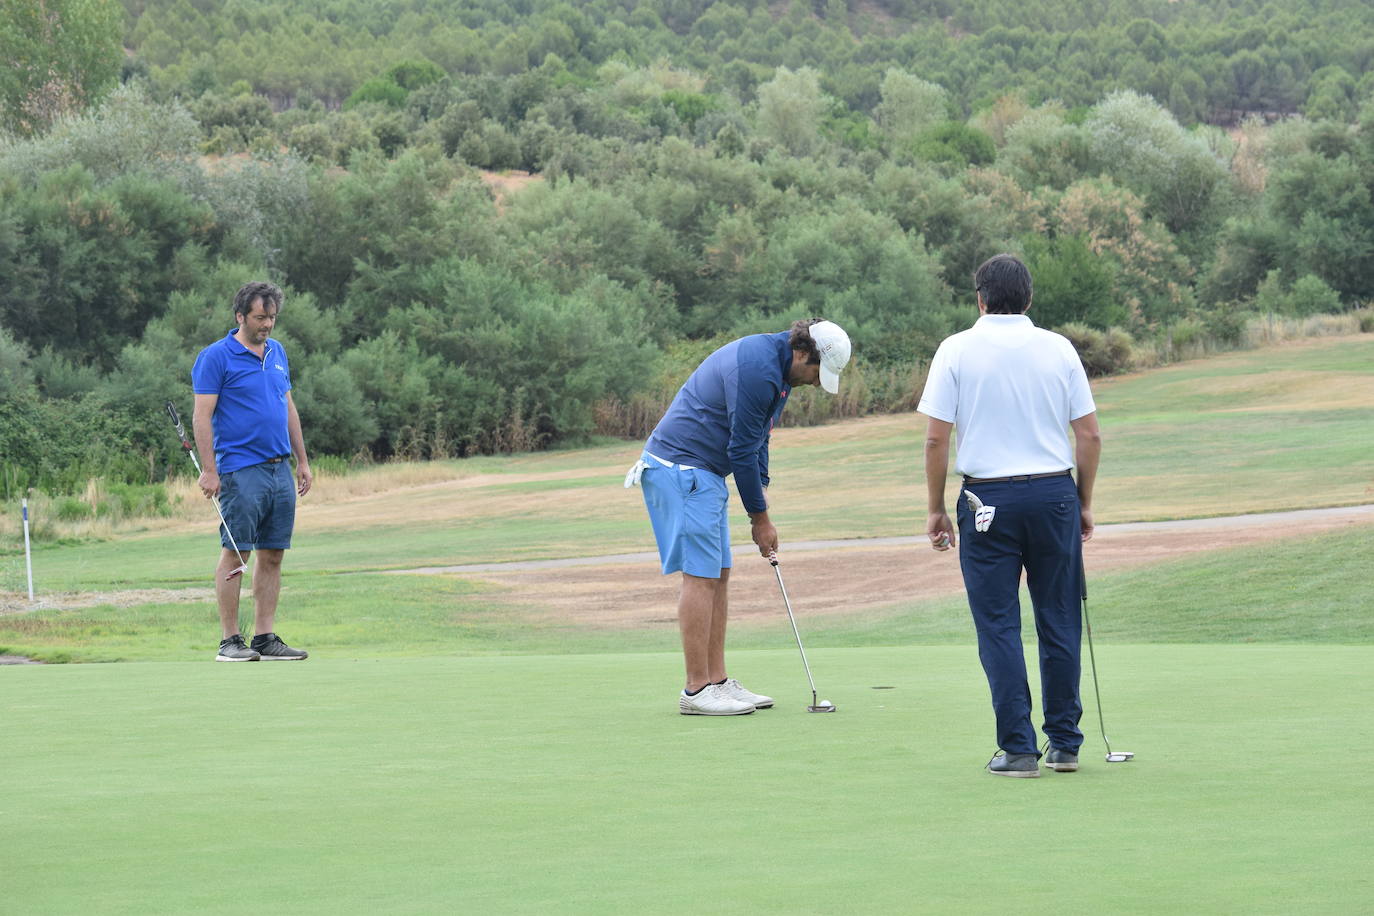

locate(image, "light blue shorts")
(640, 456), (732, 578)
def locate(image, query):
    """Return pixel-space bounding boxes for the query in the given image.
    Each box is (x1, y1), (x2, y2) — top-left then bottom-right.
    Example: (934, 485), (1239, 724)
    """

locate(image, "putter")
(1081, 559), (1133, 762)
(164, 401), (249, 581)
(769, 556), (836, 713)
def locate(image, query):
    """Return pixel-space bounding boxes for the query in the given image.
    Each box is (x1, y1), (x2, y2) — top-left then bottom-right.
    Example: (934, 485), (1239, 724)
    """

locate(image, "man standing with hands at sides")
(192, 281), (313, 662)
(919, 255), (1102, 776)
(626, 318), (852, 715)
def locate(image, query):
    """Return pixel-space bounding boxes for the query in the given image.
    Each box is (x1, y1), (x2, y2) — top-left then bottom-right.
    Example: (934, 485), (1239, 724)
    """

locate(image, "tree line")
(1, 0), (1373, 501)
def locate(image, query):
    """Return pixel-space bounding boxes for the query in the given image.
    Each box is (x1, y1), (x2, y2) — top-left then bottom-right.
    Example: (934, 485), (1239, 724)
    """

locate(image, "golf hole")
(870, 686), (895, 689)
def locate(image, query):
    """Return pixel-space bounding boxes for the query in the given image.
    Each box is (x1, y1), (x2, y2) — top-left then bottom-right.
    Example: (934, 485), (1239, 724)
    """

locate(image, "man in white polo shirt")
(919, 254), (1102, 778)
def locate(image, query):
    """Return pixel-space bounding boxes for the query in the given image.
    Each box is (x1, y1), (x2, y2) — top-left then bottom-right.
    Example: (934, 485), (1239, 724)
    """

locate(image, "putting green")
(3, 645), (1370, 913)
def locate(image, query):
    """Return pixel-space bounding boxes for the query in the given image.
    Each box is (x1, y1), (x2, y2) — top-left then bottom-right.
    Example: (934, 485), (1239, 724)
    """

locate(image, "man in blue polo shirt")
(191, 281), (314, 662)
(920, 254), (1102, 776)
(626, 318), (852, 715)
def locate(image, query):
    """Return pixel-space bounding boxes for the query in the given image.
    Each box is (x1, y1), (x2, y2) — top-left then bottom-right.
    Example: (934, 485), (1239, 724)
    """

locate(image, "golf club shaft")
(209, 494), (247, 562)
(772, 562), (819, 699)
(165, 400), (248, 575)
(1080, 557), (1115, 756)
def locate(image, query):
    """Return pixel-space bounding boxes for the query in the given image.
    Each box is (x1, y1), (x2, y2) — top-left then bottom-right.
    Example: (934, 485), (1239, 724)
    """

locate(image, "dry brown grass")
(441, 509), (1374, 629)
(1190, 368), (1374, 412)
(480, 170), (542, 213)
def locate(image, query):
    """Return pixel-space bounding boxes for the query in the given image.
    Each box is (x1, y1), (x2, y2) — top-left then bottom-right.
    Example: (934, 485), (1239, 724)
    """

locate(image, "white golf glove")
(963, 489), (996, 533)
(623, 458), (649, 489)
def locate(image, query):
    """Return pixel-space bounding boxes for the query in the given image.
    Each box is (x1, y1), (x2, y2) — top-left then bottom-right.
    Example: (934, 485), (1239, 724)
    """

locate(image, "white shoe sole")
(988, 768), (1041, 777)
(1046, 763), (1078, 772)
(678, 700), (755, 716)
(257, 654), (307, 660)
(214, 655), (260, 662)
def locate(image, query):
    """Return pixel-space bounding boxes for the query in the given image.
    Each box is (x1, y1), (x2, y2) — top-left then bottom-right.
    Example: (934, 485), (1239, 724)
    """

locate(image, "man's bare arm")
(192, 393), (220, 498)
(923, 417), (956, 551)
(285, 391), (313, 497)
(1070, 411), (1102, 542)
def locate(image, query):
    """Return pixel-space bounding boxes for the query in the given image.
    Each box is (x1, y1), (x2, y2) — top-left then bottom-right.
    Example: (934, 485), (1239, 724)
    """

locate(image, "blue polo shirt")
(644, 331), (792, 515)
(191, 329), (293, 473)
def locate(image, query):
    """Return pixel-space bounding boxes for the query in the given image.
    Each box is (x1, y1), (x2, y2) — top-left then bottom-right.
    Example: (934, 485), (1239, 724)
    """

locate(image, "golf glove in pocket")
(624, 458), (649, 489)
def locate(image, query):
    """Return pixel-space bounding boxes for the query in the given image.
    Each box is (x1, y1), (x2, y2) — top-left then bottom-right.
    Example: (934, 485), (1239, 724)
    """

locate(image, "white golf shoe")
(717, 678), (774, 709)
(678, 684), (755, 716)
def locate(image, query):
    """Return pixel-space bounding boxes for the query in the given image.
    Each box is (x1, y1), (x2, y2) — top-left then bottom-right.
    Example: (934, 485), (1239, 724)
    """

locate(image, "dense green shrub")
(912, 121), (996, 168)
(1056, 323), (1137, 377)
(55, 497), (93, 522)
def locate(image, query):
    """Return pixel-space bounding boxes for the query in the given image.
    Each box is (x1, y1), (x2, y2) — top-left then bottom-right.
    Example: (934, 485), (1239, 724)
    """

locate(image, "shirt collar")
(223, 328), (271, 357)
(975, 313), (1034, 328)
(774, 331), (792, 384)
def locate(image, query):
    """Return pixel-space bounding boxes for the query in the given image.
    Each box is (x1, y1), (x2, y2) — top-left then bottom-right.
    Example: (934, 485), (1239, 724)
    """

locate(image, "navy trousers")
(957, 473), (1084, 756)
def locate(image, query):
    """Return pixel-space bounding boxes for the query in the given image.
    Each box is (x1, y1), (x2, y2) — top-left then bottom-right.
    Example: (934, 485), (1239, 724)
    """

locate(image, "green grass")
(7, 513), (647, 591)
(3, 647), (1372, 914)
(1087, 340), (1374, 520)
(4, 338), (1374, 912)
(798, 522), (1374, 648)
(4, 522), (1371, 663)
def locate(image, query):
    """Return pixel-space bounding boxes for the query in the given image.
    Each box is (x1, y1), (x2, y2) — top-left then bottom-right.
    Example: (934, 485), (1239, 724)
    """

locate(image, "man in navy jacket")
(627, 319), (851, 715)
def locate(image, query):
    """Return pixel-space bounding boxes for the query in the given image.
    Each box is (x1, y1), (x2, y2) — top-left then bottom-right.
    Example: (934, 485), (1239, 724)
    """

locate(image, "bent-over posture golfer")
(627, 319), (851, 715)
(191, 281), (313, 662)
(920, 255), (1102, 776)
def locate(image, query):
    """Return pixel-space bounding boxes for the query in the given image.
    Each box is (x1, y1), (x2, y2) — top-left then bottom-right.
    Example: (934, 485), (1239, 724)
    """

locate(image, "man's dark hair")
(973, 255), (1032, 314)
(788, 317), (827, 365)
(233, 281), (283, 318)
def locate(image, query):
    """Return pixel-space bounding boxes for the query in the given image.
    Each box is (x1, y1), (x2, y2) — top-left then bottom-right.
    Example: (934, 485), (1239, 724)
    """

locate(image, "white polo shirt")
(918, 314), (1095, 478)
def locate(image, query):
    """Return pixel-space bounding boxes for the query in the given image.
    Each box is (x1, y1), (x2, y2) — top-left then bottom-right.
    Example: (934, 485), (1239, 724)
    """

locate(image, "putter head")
(807, 702), (837, 713)
(1105, 751), (1134, 762)
(224, 564), (248, 581)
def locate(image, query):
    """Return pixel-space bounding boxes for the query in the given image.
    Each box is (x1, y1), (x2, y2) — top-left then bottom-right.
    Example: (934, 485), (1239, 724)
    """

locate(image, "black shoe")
(987, 752), (1040, 778)
(1044, 747), (1079, 772)
(250, 633), (308, 660)
(215, 634), (261, 662)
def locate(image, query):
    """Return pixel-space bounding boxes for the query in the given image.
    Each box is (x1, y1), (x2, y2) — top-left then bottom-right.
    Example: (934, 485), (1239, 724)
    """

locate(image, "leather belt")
(264, 455), (290, 464)
(962, 469), (1072, 485)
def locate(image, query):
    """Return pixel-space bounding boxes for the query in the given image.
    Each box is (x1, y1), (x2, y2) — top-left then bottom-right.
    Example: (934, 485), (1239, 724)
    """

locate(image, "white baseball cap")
(810, 320), (851, 394)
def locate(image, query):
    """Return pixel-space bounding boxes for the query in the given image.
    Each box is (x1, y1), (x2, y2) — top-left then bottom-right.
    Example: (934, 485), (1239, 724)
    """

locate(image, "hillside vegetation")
(2, 0), (1374, 499)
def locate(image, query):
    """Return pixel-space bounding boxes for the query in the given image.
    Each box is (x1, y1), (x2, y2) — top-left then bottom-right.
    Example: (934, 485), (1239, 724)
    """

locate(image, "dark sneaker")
(250, 633), (308, 660)
(987, 752), (1040, 778)
(1045, 747), (1079, 772)
(215, 634), (261, 662)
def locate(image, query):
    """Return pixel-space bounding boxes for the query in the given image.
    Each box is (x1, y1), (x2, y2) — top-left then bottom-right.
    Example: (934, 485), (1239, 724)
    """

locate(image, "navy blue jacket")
(643, 332), (792, 514)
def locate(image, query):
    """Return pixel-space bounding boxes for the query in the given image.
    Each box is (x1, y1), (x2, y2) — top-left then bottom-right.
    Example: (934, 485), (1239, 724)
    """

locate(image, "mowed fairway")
(3, 334), (1374, 913)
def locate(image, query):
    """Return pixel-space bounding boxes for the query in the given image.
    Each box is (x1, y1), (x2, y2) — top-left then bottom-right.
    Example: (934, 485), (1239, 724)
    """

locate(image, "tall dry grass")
(592, 357), (930, 439)
(0, 462), (478, 546)
(1244, 311), (1369, 347)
